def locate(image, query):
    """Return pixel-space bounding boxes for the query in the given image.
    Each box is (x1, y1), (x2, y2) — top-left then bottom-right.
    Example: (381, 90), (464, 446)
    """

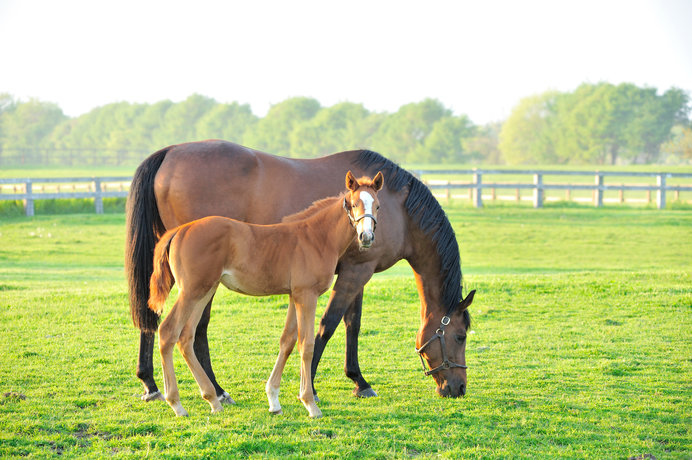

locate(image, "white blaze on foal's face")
(358, 192), (375, 233)
(354, 190), (377, 249)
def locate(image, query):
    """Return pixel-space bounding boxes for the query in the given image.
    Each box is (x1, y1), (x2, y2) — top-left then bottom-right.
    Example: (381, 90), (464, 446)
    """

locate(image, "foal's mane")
(282, 195), (343, 223)
(353, 150), (470, 328)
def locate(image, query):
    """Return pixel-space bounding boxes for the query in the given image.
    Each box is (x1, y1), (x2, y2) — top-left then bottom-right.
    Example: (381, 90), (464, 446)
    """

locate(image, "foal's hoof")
(218, 392), (236, 405)
(269, 409), (283, 415)
(354, 387), (377, 398)
(313, 394), (320, 404)
(141, 390), (165, 402)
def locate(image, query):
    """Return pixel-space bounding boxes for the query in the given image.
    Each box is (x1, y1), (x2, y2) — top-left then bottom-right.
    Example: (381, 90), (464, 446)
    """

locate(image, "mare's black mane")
(354, 150), (470, 328)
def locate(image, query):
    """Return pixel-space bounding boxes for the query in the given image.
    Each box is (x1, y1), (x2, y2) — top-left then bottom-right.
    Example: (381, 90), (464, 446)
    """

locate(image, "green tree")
(422, 115), (475, 164)
(370, 99), (451, 163)
(195, 102), (258, 143)
(243, 97), (321, 155)
(0, 98), (67, 164)
(499, 91), (560, 164)
(151, 94), (217, 147)
(290, 102), (375, 157)
(465, 122), (502, 164)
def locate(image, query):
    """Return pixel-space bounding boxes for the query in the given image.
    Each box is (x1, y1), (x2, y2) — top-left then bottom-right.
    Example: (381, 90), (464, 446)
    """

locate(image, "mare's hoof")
(354, 387), (377, 398)
(141, 390), (165, 402)
(313, 394), (320, 404)
(218, 392), (236, 405)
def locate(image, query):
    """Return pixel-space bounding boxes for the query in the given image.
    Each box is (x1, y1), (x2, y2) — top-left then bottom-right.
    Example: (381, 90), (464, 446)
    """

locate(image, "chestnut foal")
(148, 171), (383, 417)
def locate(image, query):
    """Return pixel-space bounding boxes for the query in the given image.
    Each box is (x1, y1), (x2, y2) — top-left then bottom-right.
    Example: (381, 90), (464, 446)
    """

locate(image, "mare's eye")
(455, 334), (466, 344)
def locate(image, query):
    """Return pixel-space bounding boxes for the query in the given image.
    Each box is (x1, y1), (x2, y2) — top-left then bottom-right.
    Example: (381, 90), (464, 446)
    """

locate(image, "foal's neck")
(309, 198), (355, 256)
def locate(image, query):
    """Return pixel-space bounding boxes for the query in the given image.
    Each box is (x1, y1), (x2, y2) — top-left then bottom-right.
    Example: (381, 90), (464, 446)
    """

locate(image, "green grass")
(0, 206), (690, 458)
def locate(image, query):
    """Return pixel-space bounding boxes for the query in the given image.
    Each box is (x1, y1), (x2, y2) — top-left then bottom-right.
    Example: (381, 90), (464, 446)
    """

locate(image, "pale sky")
(1, 0), (690, 125)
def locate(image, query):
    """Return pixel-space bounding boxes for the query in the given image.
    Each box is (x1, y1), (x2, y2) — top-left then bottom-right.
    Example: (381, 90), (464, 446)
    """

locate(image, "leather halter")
(343, 196), (378, 231)
(415, 312), (467, 376)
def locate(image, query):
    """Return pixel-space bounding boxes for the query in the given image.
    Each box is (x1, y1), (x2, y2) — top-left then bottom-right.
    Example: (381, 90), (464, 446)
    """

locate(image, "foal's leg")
(194, 296), (234, 404)
(159, 296), (195, 417)
(294, 292), (322, 418)
(265, 298), (297, 414)
(178, 290), (223, 414)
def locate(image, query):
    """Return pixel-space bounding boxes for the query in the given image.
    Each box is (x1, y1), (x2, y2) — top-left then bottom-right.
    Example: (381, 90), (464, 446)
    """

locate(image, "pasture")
(0, 204), (690, 458)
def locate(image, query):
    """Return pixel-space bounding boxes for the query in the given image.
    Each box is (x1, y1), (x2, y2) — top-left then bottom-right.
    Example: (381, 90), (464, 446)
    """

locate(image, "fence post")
(473, 171), (483, 208)
(533, 173), (543, 208)
(94, 178), (104, 214)
(24, 180), (34, 217)
(657, 174), (666, 209)
(594, 173), (604, 207)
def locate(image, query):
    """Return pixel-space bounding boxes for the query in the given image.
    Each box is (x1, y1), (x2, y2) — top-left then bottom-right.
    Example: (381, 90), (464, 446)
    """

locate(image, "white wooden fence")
(415, 169), (692, 209)
(1, 170), (691, 216)
(0, 177), (131, 217)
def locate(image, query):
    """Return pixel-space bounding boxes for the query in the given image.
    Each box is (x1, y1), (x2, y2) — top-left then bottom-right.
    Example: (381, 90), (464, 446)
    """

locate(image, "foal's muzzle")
(353, 214), (377, 249)
(358, 229), (375, 248)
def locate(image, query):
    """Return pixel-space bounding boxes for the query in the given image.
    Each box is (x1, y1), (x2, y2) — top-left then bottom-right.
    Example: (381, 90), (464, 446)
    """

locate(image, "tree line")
(0, 83), (689, 167)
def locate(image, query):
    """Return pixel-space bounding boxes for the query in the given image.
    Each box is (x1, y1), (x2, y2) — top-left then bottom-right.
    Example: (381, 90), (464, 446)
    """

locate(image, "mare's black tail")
(125, 147), (169, 332)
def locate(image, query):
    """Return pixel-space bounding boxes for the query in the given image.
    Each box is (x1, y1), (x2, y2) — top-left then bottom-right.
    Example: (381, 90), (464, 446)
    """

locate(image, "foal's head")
(344, 170), (384, 250)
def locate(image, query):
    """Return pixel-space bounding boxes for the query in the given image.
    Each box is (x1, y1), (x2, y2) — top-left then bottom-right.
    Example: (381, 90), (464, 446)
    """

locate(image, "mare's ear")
(345, 170), (359, 191)
(458, 290), (476, 311)
(373, 171), (384, 191)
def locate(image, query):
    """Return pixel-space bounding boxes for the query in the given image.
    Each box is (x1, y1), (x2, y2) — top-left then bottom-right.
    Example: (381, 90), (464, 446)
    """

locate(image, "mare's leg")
(265, 298), (298, 414)
(311, 263), (375, 399)
(178, 290), (223, 414)
(343, 289), (377, 398)
(193, 296), (234, 404)
(294, 292), (322, 418)
(137, 330), (165, 401)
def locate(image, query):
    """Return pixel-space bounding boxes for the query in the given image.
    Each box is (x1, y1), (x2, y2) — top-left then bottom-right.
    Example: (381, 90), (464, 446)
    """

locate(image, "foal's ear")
(345, 170), (359, 191)
(458, 290), (476, 311)
(372, 171), (384, 191)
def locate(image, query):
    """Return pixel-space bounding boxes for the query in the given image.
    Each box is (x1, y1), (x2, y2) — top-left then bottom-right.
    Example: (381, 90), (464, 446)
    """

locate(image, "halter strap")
(415, 314), (467, 376)
(343, 196), (378, 230)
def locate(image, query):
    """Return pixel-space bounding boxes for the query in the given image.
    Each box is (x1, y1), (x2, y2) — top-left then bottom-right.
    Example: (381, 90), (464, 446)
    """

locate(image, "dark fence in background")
(0, 148), (151, 167)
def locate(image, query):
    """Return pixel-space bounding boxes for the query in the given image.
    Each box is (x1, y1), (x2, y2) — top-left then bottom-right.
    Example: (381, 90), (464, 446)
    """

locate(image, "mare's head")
(416, 289), (475, 398)
(344, 170), (384, 250)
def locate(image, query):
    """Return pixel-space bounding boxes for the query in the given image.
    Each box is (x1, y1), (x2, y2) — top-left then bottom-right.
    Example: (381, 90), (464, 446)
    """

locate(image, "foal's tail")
(125, 147), (169, 332)
(148, 229), (179, 315)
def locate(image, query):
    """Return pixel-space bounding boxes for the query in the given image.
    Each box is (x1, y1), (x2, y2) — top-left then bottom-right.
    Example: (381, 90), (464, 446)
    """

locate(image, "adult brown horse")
(148, 172), (383, 417)
(125, 140), (474, 404)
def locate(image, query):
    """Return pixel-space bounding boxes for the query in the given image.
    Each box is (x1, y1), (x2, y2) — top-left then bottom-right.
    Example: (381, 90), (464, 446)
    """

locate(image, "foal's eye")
(455, 334), (466, 344)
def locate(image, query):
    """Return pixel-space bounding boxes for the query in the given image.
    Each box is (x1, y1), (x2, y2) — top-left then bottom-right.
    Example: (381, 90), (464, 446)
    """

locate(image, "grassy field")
(0, 205), (690, 458)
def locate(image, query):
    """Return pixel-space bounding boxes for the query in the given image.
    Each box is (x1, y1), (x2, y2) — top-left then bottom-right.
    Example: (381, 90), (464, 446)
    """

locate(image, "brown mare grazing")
(126, 140), (475, 405)
(147, 172), (383, 417)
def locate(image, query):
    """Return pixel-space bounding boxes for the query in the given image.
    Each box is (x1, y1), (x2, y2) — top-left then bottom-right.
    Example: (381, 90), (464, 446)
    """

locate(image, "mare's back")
(154, 141), (354, 228)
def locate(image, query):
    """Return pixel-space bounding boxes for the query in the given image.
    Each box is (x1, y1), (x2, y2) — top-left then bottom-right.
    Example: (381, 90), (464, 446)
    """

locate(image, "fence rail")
(1, 170), (691, 216)
(414, 169), (692, 209)
(0, 177), (131, 216)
